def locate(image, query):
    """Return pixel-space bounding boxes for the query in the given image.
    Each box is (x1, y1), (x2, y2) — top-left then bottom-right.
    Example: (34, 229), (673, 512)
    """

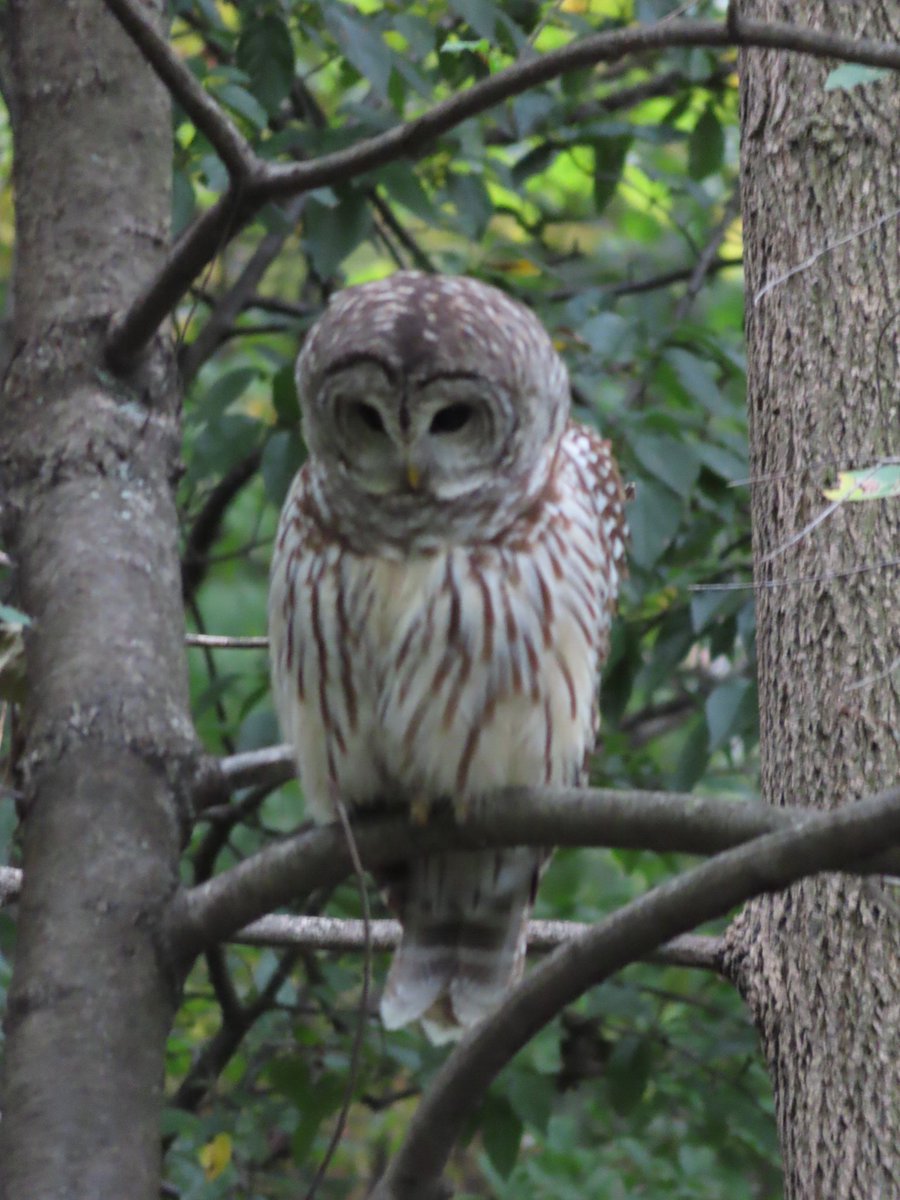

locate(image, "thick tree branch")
(369, 786), (900, 1200)
(0, 869), (722, 969)
(234, 914), (724, 971)
(169, 783), (900, 961)
(101, 6), (900, 368)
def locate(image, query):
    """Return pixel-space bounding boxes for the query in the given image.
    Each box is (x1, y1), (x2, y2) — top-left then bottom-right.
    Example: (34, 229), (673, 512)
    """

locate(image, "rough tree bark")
(0, 5), (191, 1199)
(724, 2), (900, 1196)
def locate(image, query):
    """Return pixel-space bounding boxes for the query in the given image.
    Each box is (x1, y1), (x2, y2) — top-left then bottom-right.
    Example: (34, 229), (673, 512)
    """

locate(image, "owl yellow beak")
(406, 462), (423, 491)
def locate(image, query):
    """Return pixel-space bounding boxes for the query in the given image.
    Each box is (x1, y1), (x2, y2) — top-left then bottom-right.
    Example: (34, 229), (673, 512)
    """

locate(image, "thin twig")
(179, 195), (306, 383)
(182, 448), (264, 602)
(624, 188), (740, 407)
(220, 744), (295, 791)
(186, 633), (269, 650)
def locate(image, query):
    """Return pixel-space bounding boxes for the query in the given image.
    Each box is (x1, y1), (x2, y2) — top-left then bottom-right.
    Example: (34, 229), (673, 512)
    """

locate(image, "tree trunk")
(724, 3), (900, 1197)
(0, 4), (191, 1198)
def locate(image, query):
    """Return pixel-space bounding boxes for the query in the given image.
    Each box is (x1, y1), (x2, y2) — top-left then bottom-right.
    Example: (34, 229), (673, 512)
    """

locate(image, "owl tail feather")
(379, 848), (541, 1044)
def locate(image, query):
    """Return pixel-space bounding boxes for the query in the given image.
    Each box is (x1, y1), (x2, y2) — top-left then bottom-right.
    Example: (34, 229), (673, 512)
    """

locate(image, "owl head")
(295, 272), (570, 549)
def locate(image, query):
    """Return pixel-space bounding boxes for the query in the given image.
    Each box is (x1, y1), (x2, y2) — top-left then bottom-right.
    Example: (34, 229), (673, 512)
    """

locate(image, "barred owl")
(269, 272), (627, 1042)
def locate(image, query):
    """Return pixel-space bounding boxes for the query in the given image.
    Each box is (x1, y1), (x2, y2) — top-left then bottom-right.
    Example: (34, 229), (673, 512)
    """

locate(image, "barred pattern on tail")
(268, 273), (628, 1040)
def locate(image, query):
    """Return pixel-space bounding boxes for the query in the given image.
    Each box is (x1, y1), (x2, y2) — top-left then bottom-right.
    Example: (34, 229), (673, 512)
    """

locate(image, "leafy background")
(1, 0), (782, 1196)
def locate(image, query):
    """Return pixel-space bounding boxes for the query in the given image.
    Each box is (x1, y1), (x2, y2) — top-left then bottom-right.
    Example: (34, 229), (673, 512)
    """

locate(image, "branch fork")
(100, 0), (900, 369)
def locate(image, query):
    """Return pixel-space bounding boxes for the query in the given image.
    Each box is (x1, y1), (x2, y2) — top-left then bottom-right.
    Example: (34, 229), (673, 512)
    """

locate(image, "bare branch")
(182, 451), (264, 602)
(625, 186), (742, 406)
(185, 633), (269, 650)
(3, 873), (712, 971)
(100, 0), (261, 181)
(190, 746), (295, 820)
(169, 783), (900, 960)
(178, 195), (306, 383)
(370, 786), (900, 1200)
(170, 947), (302, 1115)
(221, 744), (294, 792)
(102, 12), (900, 367)
(233, 914), (724, 971)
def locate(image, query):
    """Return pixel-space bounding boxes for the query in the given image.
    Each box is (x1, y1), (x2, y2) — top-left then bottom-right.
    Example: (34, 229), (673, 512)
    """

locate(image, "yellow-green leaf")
(199, 1132), (233, 1181)
(823, 465), (900, 502)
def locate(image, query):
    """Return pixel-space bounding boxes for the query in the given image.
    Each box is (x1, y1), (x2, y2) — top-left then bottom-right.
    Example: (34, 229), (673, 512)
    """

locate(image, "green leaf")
(695, 440), (748, 484)
(290, 1073), (345, 1164)
(304, 191), (372, 279)
(447, 172), (493, 238)
(511, 143), (558, 186)
(214, 82), (269, 131)
(824, 63), (890, 91)
(172, 168), (195, 237)
(690, 588), (746, 634)
(672, 716), (709, 790)
(376, 162), (434, 222)
(272, 365), (300, 427)
(262, 429), (304, 508)
(664, 348), (724, 414)
(606, 1035), (653, 1114)
(0, 603), (31, 627)
(593, 134), (632, 213)
(632, 434), (699, 498)
(705, 679), (751, 750)
(190, 414), (262, 483)
(324, 8), (393, 99)
(448, 0), (500, 40)
(506, 1069), (553, 1134)
(237, 707), (280, 753)
(638, 611), (694, 695)
(688, 105), (724, 181)
(236, 14), (295, 115)
(480, 1095), (523, 1179)
(199, 367), (258, 422)
(627, 480), (682, 568)
(580, 312), (631, 359)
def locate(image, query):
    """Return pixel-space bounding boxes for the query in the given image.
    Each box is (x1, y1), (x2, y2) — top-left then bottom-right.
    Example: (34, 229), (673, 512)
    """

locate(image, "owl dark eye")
(353, 402), (386, 434)
(430, 403), (475, 435)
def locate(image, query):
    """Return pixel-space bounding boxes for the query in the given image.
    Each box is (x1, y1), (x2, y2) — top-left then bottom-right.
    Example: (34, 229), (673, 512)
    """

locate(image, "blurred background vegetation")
(1, 0), (779, 1196)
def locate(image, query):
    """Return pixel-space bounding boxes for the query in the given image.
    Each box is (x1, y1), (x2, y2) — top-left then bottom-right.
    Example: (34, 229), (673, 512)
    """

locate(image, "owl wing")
(269, 462), (379, 820)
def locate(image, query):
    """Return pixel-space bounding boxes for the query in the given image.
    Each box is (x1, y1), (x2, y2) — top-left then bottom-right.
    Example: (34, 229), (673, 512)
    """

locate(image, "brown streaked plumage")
(269, 272), (627, 1042)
